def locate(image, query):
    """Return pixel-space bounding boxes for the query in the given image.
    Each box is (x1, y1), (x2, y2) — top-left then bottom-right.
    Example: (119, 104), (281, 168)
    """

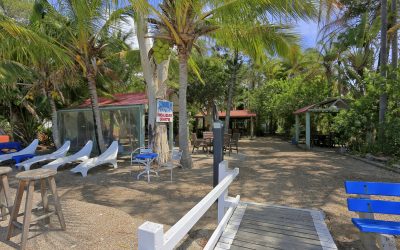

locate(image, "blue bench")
(345, 181), (399, 249)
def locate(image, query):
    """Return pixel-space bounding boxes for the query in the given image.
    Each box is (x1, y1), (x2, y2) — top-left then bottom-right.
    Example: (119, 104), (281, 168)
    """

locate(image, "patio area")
(0, 137), (399, 249)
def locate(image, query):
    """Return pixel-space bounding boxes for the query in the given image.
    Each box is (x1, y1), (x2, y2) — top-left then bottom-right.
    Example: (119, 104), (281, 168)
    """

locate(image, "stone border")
(344, 154), (400, 174)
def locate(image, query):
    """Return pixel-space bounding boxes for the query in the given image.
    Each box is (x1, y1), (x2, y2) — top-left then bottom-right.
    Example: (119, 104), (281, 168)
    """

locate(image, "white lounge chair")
(16, 141), (71, 171)
(42, 141), (93, 171)
(70, 141), (118, 177)
(0, 139), (39, 164)
(158, 149), (182, 182)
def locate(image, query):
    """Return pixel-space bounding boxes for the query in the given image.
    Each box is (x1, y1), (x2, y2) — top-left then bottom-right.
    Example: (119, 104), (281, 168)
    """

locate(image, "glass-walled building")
(58, 93), (146, 154)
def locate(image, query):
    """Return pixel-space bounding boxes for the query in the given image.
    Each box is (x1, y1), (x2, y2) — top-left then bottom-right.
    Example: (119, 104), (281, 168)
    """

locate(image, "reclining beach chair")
(42, 141), (93, 171)
(70, 141), (118, 177)
(0, 139), (39, 164)
(16, 141), (70, 171)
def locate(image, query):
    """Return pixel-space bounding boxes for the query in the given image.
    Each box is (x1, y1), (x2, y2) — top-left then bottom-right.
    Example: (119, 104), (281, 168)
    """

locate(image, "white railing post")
(138, 221), (165, 250)
(218, 161), (228, 223)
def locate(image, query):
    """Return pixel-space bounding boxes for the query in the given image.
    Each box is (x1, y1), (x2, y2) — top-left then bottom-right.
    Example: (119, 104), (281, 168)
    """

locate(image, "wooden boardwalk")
(215, 202), (337, 250)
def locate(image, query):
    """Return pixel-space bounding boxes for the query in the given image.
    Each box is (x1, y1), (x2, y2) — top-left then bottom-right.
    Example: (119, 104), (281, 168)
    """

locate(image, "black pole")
(213, 121), (224, 187)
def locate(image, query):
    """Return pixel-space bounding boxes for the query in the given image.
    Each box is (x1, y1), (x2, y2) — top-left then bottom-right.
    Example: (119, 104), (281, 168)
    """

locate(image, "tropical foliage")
(1, 0), (399, 163)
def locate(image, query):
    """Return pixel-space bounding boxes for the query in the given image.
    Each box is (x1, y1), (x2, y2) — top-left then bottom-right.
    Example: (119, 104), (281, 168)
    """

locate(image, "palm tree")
(131, 0), (317, 168)
(0, 7), (72, 143)
(379, 0), (388, 143)
(225, 49), (242, 133)
(51, 0), (130, 153)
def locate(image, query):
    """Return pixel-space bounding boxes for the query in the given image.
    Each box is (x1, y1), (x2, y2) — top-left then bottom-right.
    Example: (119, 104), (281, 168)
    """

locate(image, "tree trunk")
(225, 50), (240, 133)
(379, 0), (388, 144)
(48, 92), (61, 148)
(154, 60), (170, 164)
(9, 104), (14, 141)
(87, 69), (106, 153)
(136, 15), (169, 163)
(178, 49), (193, 168)
(392, 0), (398, 68)
(20, 97), (41, 123)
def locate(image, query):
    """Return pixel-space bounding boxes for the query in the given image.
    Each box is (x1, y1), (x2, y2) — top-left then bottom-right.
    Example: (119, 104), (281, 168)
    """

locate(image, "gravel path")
(0, 136), (399, 249)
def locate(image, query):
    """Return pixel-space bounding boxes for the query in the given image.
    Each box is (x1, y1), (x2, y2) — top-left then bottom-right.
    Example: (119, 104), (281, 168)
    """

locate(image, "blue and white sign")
(156, 100), (173, 122)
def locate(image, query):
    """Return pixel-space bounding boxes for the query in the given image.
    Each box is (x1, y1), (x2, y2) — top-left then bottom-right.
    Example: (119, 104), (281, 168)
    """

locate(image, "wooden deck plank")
(214, 202), (337, 250)
(235, 228), (323, 246)
(245, 205), (313, 218)
(240, 213), (317, 227)
(229, 240), (279, 250)
(237, 219), (321, 235)
(229, 215), (319, 231)
(231, 232), (324, 250)
(226, 222), (322, 240)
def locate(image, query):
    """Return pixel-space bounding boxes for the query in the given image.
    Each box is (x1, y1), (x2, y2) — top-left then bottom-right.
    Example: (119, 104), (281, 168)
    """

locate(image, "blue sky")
(295, 21), (319, 49)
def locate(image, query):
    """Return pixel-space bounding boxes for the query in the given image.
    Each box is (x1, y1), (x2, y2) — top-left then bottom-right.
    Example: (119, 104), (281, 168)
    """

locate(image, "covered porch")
(293, 98), (349, 149)
(194, 110), (256, 137)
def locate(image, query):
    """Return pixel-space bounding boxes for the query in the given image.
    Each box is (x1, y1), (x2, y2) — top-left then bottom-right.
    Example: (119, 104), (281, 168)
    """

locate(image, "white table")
(135, 153), (158, 182)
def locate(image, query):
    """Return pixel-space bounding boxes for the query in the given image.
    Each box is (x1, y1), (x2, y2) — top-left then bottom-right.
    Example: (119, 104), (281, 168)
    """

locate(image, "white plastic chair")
(0, 139), (39, 164)
(42, 141), (93, 171)
(16, 141), (71, 171)
(158, 149), (182, 181)
(131, 147), (153, 166)
(70, 141), (118, 177)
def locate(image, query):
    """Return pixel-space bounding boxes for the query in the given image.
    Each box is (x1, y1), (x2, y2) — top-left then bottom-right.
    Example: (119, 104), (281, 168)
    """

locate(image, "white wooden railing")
(138, 160), (239, 250)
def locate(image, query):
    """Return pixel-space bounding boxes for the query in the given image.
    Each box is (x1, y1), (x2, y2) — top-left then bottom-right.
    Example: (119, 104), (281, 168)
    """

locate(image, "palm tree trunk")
(225, 50), (240, 133)
(136, 15), (169, 163)
(154, 60), (170, 164)
(392, 0), (398, 68)
(379, 0), (388, 143)
(48, 92), (61, 148)
(9, 104), (14, 141)
(87, 69), (106, 153)
(178, 49), (193, 168)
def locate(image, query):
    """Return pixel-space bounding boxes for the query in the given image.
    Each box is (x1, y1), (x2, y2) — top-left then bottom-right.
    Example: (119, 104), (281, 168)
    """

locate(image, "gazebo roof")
(293, 98), (350, 115)
(195, 110), (256, 118)
(77, 92), (147, 108)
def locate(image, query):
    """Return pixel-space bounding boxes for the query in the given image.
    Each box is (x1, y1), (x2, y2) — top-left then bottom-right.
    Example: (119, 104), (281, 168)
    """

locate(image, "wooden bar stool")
(0, 167), (12, 220)
(6, 169), (66, 250)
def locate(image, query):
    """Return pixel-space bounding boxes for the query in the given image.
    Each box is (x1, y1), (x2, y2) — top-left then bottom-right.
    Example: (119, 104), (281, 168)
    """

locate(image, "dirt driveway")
(1, 136), (398, 249)
(228, 137), (400, 249)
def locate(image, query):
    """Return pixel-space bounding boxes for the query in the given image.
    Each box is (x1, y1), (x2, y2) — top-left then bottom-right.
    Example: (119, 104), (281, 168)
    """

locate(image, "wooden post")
(250, 117), (254, 139)
(168, 121), (173, 150)
(218, 161), (228, 223)
(295, 114), (300, 144)
(138, 221), (164, 250)
(306, 112), (311, 149)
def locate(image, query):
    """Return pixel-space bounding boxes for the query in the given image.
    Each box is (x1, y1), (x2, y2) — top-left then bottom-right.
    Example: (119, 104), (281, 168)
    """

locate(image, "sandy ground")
(0, 136), (399, 249)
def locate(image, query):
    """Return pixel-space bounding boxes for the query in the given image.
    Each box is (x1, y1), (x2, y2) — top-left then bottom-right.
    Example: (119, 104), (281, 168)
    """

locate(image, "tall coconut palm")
(50, 0), (131, 153)
(225, 49), (242, 133)
(129, 0), (317, 168)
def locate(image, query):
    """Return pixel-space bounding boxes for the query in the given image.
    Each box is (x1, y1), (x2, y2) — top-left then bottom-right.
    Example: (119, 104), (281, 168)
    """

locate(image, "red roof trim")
(293, 104), (315, 114)
(78, 92), (147, 108)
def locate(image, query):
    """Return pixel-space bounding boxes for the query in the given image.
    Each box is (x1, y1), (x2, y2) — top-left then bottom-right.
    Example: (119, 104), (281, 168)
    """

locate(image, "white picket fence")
(138, 160), (240, 250)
